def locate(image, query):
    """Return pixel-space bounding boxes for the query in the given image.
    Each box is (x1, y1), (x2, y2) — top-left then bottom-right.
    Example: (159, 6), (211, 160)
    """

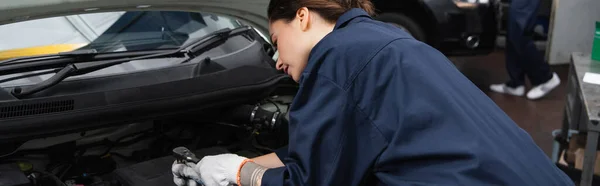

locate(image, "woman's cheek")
(293, 69), (303, 82)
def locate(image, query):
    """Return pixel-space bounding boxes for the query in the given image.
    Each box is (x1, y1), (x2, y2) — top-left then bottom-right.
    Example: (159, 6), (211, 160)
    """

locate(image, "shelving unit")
(560, 52), (600, 186)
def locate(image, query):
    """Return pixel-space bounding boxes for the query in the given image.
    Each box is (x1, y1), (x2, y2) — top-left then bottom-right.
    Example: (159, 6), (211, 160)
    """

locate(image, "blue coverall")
(263, 8), (574, 186)
(505, 0), (553, 87)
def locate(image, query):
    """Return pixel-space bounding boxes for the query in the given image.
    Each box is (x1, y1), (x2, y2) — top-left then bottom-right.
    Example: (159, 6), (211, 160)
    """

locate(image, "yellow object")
(0, 44), (86, 61)
(16, 161), (33, 172)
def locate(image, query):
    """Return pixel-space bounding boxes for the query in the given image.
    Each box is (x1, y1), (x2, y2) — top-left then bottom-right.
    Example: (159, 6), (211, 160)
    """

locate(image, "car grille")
(0, 100), (74, 118)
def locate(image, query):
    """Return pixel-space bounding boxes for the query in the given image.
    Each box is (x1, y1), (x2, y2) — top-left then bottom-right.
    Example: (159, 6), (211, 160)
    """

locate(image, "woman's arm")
(241, 147), (286, 185)
(238, 74), (387, 186)
(251, 153), (284, 168)
(252, 143), (288, 168)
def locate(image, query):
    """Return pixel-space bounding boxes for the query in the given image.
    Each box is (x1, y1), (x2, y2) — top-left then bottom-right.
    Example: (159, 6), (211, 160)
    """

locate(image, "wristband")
(237, 159), (254, 186)
(239, 161), (268, 186)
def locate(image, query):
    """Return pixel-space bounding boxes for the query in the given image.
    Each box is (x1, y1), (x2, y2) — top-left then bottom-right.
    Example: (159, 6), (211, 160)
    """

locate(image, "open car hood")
(0, 0), (270, 32)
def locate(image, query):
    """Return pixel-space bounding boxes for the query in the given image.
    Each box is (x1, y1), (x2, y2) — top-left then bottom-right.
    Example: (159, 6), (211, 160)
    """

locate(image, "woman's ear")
(296, 7), (311, 32)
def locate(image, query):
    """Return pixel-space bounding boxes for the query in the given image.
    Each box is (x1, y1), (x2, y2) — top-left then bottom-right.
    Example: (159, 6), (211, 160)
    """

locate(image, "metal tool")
(173, 146), (200, 164)
(172, 147), (206, 186)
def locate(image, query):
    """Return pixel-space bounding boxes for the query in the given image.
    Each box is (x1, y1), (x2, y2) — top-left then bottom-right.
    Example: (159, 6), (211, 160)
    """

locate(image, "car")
(0, 1), (296, 186)
(371, 0), (500, 56)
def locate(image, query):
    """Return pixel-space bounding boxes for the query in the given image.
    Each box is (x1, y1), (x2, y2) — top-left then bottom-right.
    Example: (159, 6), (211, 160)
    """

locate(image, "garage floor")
(451, 50), (568, 157)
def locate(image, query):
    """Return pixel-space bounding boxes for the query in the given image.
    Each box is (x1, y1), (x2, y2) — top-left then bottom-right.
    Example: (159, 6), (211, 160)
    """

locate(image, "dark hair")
(267, 0), (375, 23)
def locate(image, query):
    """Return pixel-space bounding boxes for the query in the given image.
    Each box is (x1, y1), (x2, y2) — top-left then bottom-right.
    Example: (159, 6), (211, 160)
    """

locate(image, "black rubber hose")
(225, 105), (257, 125)
(222, 105), (288, 132)
(224, 105), (270, 125)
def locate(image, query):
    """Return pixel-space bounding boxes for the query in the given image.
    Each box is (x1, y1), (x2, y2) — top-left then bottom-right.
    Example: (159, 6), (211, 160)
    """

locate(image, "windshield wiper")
(9, 26), (253, 98)
(178, 26), (253, 58)
(0, 49), (181, 75)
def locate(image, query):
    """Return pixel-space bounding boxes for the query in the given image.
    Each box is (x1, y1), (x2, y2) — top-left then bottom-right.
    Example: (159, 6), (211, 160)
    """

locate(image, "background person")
(489, 0), (561, 100)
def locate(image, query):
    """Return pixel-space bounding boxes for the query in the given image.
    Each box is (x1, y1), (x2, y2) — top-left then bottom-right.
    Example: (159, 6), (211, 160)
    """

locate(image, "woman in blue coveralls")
(172, 0), (575, 185)
(489, 0), (561, 100)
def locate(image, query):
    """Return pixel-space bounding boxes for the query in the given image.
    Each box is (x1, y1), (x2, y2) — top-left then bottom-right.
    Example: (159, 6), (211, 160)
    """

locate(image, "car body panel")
(418, 0), (499, 55)
(0, 8), (287, 142)
(434, 2), (499, 55)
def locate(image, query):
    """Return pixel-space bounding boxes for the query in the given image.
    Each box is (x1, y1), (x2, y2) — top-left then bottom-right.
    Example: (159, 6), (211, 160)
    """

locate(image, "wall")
(546, 0), (600, 65)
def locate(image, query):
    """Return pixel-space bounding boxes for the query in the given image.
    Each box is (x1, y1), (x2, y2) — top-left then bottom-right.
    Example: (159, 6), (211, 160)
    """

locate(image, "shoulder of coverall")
(300, 8), (414, 90)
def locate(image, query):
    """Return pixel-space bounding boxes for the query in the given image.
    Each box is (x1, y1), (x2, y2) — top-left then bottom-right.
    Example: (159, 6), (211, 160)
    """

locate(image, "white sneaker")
(526, 72), (561, 100)
(489, 83), (525, 96)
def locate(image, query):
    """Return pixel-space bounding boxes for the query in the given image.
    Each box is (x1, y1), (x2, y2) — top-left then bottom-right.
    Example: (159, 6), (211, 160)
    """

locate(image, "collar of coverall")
(333, 8), (372, 30)
(298, 8), (373, 85)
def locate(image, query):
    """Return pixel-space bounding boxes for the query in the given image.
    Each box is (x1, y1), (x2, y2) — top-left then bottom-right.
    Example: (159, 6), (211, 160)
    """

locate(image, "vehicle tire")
(375, 13), (426, 42)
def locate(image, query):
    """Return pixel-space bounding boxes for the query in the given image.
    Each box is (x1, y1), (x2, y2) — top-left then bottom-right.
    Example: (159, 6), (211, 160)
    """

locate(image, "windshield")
(0, 11), (243, 60)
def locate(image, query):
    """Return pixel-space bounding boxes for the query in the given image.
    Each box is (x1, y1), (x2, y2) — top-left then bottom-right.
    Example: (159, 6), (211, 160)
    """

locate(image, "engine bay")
(0, 94), (293, 186)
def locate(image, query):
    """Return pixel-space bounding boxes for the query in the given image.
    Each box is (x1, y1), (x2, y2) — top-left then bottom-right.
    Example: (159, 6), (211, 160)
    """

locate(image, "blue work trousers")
(505, 0), (552, 87)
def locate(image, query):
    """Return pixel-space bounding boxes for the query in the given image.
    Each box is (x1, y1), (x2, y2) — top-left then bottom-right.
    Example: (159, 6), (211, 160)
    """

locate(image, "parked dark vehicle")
(371, 0), (500, 56)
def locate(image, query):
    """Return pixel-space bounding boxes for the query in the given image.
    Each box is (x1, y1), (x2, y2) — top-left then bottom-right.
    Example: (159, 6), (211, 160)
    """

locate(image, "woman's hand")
(172, 152), (283, 186)
(196, 154), (248, 186)
(172, 153), (248, 186)
(172, 161), (203, 186)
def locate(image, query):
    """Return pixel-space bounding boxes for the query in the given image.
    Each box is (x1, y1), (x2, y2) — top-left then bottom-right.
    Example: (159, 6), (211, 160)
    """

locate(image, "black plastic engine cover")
(112, 147), (230, 186)
(0, 164), (31, 186)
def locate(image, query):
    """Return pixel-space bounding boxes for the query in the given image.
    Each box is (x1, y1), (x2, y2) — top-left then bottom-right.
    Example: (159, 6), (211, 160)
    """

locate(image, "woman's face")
(269, 8), (334, 82)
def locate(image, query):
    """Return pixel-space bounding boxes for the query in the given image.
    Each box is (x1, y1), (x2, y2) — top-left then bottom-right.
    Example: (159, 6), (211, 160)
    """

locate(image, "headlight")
(453, 0), (491, 9)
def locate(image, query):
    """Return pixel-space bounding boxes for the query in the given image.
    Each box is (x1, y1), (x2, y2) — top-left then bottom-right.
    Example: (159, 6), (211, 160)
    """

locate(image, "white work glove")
(172, 153), (248, 186)
(172, 161), (203, 186)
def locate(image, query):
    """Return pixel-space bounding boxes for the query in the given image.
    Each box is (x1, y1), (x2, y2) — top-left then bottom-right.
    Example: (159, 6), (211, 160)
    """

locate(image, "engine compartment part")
(0, 163), (31, 186)
(0, 24), (289, 143)
(113, 147), (230, 186)
(0, 95), (293, 186)
(173, 147), (201, 164)
(0, 65), (289, 142)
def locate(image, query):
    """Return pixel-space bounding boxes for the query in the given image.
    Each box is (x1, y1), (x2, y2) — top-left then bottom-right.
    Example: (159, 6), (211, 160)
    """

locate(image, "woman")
(172, 0), (574, 185)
